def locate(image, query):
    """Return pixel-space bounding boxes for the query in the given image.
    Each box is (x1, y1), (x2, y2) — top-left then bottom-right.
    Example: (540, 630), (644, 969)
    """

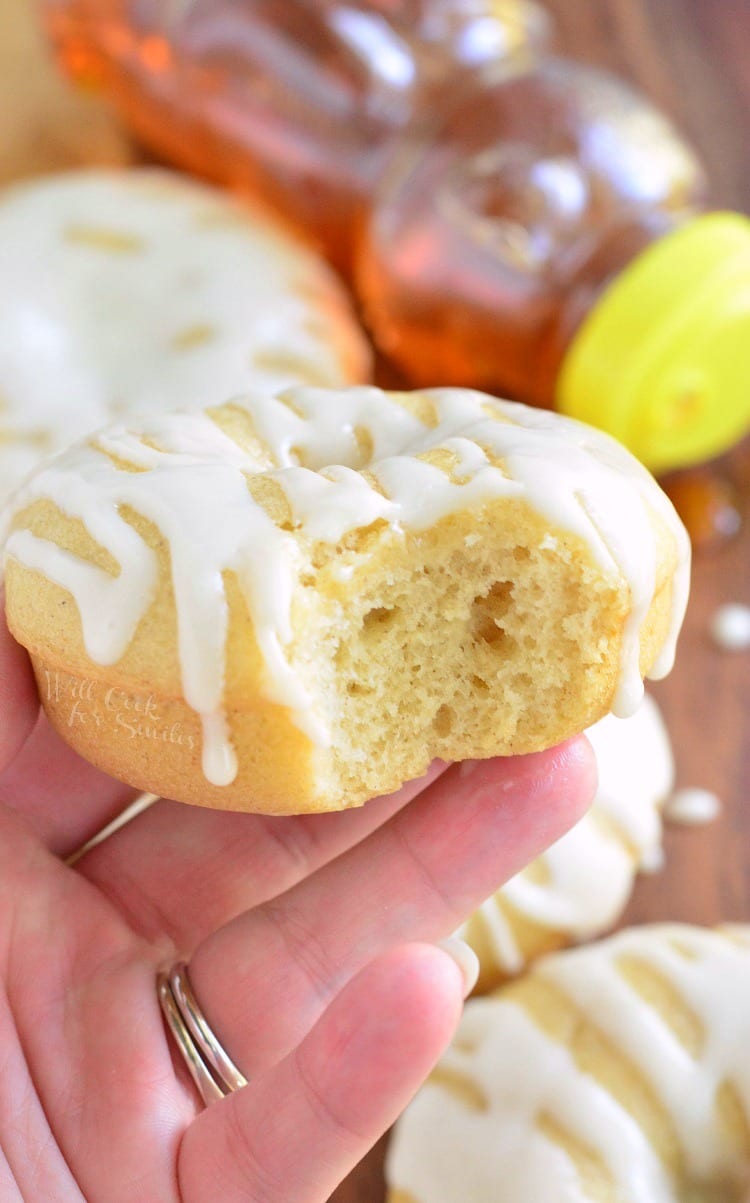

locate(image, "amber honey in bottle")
(43, 0), (550, 267)
(358, 57), (750, 471)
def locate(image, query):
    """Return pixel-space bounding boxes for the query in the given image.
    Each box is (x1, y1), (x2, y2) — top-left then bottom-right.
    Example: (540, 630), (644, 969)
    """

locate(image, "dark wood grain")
(336, 2), (750, 1198)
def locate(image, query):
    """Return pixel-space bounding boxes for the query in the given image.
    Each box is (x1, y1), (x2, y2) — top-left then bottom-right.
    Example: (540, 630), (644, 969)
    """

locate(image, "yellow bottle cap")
(556, 212), (750, 472)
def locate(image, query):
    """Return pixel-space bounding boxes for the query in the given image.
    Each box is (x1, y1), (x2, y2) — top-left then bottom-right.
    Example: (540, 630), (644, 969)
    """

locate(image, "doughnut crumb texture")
(3, 386), (690, 814)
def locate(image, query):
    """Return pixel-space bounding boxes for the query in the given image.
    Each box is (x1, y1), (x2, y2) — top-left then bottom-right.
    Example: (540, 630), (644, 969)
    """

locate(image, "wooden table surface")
(2, 2), (750, 1200)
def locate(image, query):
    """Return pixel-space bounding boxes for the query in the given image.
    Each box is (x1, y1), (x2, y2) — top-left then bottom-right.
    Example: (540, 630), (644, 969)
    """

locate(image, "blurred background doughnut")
(387, 924), (750, 1203)
(0, 168), (370, 500)
(459, 695), (675, 990)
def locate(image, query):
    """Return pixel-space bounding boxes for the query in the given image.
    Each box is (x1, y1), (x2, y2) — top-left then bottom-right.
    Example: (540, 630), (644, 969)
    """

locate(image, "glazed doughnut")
(0, 168), (369, 500)
(387, 924), (750, 1203)
(459, 694), (674, 989)
(2, 386), (689, 814)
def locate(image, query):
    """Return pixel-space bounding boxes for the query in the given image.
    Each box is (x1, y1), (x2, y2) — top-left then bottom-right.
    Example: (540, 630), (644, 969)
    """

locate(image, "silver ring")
(158, 961), (248, 1105)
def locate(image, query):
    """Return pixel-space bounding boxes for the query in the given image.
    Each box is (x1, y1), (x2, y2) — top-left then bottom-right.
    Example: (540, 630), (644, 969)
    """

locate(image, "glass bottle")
(43, 0), (551, 267)
(358, 57), (750, 471)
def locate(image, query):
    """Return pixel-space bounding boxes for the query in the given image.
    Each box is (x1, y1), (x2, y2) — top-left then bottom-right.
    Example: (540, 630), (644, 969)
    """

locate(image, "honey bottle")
(358, 56), (750, 471)
(44, 0), (550, 269)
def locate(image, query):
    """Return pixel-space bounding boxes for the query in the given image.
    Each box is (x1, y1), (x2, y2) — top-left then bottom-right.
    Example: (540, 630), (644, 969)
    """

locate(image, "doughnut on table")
(1, 1), (749, 1200)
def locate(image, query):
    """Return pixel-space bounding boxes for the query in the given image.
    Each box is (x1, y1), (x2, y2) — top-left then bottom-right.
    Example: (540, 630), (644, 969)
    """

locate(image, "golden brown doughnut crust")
(4, 387), (688, 814)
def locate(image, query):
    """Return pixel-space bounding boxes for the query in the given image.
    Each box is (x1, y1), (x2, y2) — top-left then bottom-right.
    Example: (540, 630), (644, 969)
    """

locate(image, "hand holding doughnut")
(0, 606), (594, 1203)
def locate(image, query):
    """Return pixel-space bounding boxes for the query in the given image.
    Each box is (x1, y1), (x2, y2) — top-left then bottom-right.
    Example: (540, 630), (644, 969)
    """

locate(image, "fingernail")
(437, 937), (479, 998)
(458, 760), (479, 779)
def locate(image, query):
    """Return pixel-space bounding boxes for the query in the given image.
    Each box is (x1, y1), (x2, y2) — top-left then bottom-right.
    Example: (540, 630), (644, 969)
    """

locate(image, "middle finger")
(77, 761), (448, 949)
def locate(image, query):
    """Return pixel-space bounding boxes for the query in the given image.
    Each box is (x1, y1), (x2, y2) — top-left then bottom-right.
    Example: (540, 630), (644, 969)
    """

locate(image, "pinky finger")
(178, 943), (468, 1203)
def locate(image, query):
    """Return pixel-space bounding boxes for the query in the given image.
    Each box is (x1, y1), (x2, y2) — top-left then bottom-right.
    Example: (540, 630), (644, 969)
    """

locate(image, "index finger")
(187, 738), (597, 1080)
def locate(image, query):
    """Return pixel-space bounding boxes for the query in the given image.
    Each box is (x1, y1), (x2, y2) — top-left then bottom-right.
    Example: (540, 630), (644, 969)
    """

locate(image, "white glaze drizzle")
(200, 712), (239, 788)
(2, 387), (690, 787)
(457, 694), (674, 974)
(387, 924), (750, 1202)
(0, 167), (369, 502)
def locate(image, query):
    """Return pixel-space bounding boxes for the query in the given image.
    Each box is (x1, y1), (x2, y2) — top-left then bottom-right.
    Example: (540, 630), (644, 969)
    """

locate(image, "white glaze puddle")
(710, 603), (750, 652)
(3, 387), (691, 786)
(664, 788), (722, 827)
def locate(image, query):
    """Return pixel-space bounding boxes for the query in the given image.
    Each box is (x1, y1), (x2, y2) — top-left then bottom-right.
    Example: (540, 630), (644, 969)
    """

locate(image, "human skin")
(0, 606), (595, 1203)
